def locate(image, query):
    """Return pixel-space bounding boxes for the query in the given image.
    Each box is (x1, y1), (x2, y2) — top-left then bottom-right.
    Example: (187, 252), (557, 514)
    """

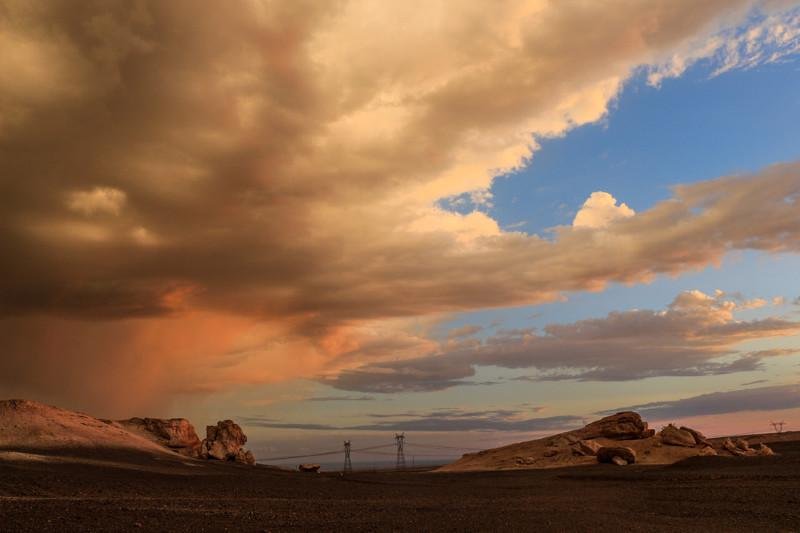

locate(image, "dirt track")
(2, 442), (800, 532)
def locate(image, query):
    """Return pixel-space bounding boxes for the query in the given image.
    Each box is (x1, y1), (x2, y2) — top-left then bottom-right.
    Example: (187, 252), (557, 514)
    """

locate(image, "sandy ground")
(2, 441), (800, 532)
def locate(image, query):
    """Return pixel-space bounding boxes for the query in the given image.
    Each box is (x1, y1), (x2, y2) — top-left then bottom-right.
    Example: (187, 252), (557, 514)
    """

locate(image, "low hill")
(438, 411), (786, 472)
(0, 399), (179, 461)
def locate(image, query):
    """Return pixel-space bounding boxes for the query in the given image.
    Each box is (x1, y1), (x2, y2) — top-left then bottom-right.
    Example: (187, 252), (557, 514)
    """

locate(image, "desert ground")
(2, 401), (800, 532)
(1, 441), (799, 532)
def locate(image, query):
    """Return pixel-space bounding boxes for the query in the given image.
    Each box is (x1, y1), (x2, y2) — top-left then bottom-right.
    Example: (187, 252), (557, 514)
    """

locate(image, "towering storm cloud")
(1, 0), (799, 414)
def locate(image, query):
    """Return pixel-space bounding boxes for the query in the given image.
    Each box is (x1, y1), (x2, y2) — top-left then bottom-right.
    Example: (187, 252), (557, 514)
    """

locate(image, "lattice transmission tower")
(771, 421), (786, 433)
(343, 440), (352, 473)
(395, 433), (406, 470)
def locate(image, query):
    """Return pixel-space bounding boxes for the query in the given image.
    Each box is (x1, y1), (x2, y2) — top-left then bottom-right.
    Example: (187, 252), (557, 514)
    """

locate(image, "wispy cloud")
(602, 384), (800, 420)
(242, 407), (577, 432)
(323, 290), (800, 392)
(304, 395), (377, 402)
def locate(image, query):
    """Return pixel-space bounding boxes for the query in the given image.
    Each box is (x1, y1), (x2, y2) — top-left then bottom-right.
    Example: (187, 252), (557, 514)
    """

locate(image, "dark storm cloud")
(3, 0), (800, 412)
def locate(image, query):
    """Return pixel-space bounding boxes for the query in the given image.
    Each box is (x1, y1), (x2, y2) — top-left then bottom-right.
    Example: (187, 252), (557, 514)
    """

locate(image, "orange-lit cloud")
(1, 0), (800, 414)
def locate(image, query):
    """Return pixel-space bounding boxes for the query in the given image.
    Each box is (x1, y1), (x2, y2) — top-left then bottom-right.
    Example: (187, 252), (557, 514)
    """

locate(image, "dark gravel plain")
(2, 441), (800, 532)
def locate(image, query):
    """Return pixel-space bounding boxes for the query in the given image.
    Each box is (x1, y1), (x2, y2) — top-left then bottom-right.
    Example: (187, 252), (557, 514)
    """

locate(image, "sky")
(2, 0), (800, 467)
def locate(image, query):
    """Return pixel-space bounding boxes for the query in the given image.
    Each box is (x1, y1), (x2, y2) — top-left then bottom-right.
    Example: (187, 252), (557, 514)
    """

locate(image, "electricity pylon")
(343, 440), (352, 473)
(395, 433), (406, 470)
(771, 421), (786, 433)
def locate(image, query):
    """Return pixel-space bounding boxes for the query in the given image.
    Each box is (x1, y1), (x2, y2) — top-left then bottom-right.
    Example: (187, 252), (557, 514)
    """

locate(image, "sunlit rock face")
(578, 412), (650, 440)
(115, 417), (203, 458)
(201, 420), (255, 465)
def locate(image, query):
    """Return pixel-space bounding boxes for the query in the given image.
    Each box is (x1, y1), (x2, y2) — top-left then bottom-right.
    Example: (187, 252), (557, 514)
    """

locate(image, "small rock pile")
(720, 437), (774, 457)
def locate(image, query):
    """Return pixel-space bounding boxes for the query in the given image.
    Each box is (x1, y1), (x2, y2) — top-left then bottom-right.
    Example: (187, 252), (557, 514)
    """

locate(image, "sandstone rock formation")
(596, 446), (636, 465)
(580, 412), (650, 440)
(201, 420), (255, 465)
(116, 417), (202, 458)
(659, 424), (697, 447)
(298, 463), (321, 472)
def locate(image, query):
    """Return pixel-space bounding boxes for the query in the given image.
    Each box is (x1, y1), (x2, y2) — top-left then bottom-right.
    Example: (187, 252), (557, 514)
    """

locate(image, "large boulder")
(580, 412), (649, 440)
(596, 446), (636, 465)
(201, 420), (255, 465)
(298, 463), (321, 472)
(116, 417), (202, 458)
(659, 424), (697, 447)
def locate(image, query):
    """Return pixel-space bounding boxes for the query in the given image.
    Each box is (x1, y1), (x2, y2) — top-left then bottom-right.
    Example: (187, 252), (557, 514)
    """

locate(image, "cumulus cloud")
(323, 290), (800, 392)
(572, 191), (635, 229)
(1, 0), (799, 412)
(603, 383), (800, 420)
(66, 187), (126, 216)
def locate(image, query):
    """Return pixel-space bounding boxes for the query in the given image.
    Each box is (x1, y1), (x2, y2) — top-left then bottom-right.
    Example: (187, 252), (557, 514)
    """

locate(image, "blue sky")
(440, 57), (800, 330)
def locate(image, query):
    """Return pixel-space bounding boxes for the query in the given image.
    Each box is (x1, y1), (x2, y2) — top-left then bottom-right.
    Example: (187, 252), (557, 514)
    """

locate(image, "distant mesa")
(439, 411), (778, 472)
(0, 399), (255, 466)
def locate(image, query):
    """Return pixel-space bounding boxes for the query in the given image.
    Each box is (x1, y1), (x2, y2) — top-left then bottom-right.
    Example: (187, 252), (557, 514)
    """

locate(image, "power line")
(260, 443), (394, 462)
(259, 438), (484, 465)
(406, 442), (484, 451)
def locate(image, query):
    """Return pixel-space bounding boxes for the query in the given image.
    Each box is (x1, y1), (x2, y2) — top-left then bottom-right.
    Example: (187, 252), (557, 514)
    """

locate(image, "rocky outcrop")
(596, 446), (636, 465)
(580, 412), (649, 440)
(298, 463), (321, 472)
(659, 424), (697, 447)
(116, 418), (202, 458)
(201, 420), (255, 465)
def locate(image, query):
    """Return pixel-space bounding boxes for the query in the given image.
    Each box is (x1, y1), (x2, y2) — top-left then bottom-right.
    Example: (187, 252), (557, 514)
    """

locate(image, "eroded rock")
(659, 424), (696, 447)
(116, 417), (202, 458)
(201, 420), (255, 464)
(298, 463), (321, 472)
(596, 446), (636, 465)
(580, 412), (649, 440)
